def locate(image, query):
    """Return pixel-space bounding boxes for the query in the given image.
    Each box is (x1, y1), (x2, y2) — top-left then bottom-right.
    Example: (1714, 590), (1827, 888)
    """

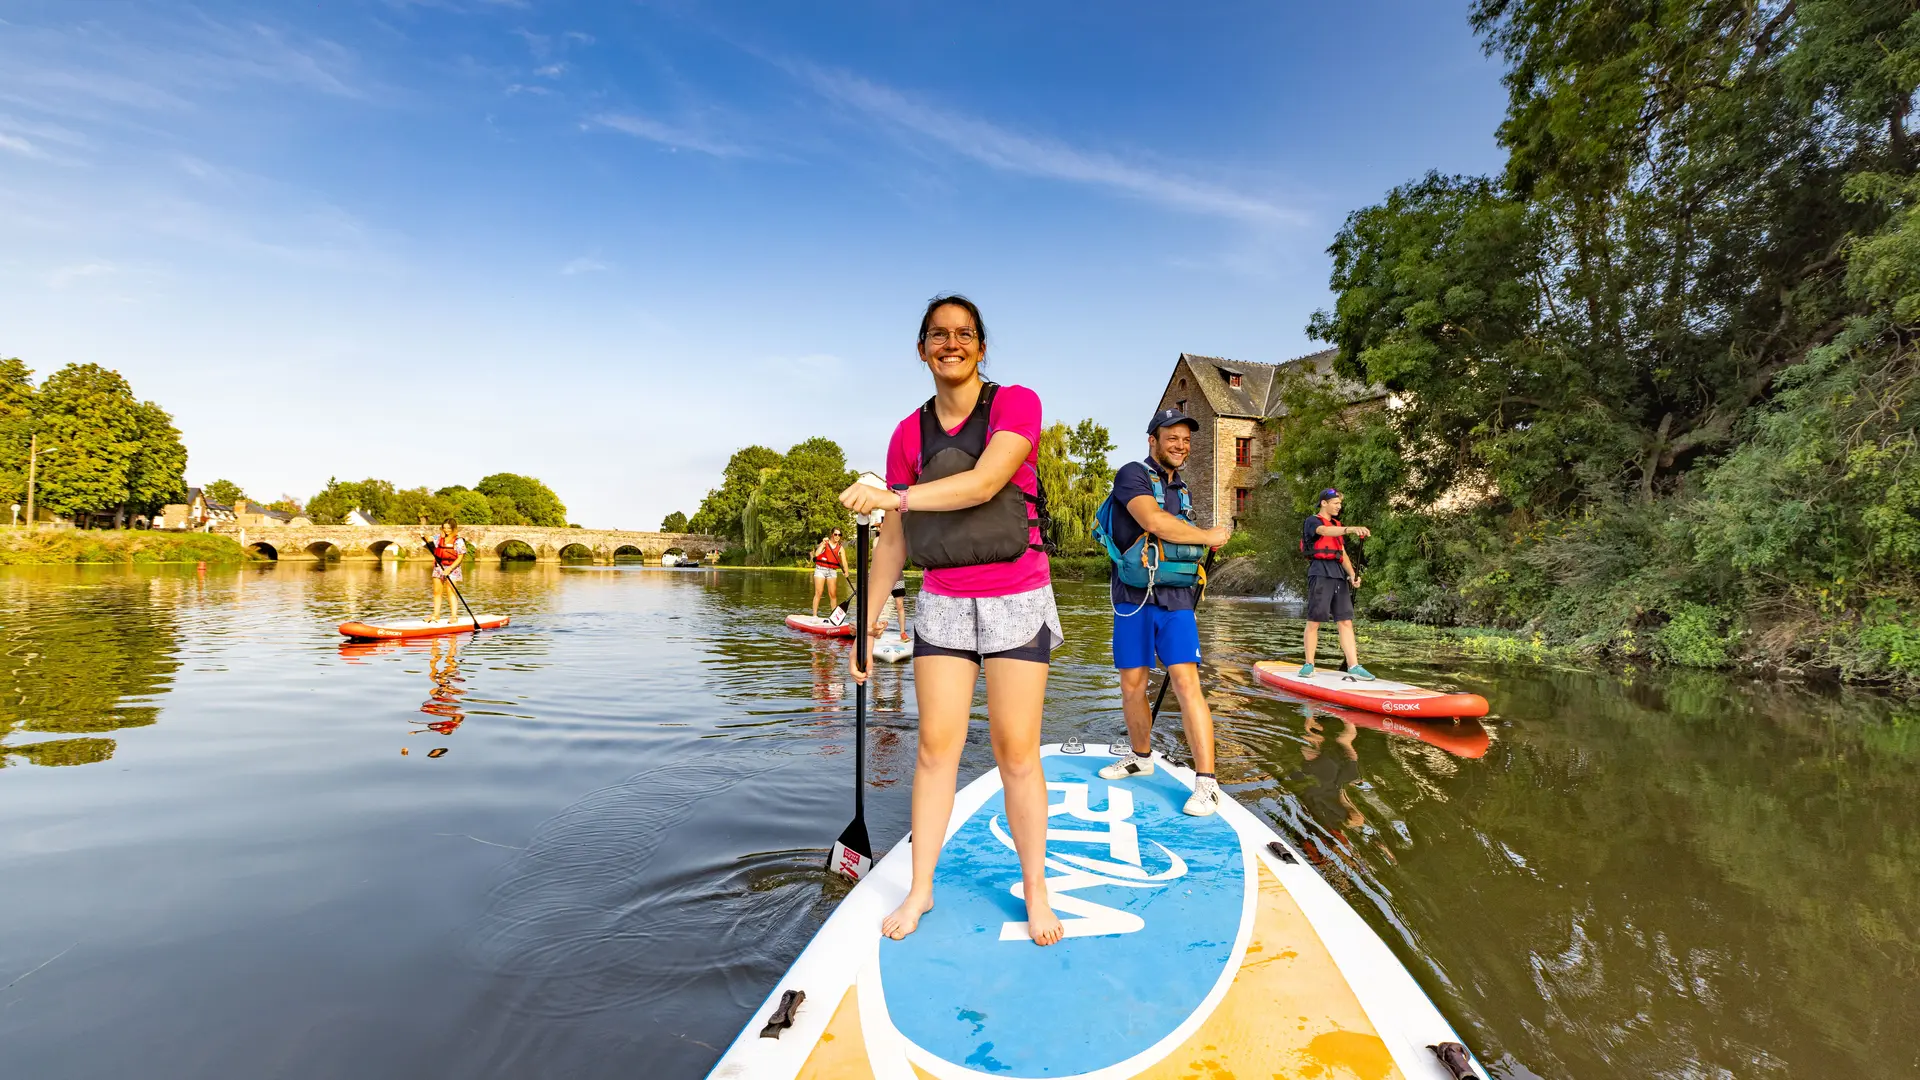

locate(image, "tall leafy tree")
(475, 472), (567, 528)
(660, 510), (689, 533)
(435, 485), (493, 525)
(689, 445), (783, 541)
(307, 478), (397, 525)
(123, 400), (187, 524)
(204, 479), (246, 507)
(0, 358), (35, 508)
(752, 437), (856, 560)
(34, 364), (143, 522)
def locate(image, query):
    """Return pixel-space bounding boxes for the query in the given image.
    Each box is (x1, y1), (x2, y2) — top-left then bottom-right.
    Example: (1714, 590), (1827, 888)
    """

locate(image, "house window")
(1234, 437), (1251, 466)
(1228, 373), (1242, 388)
(1234, 488), (1250, 515)
(1178, 377), (1187, 390)
(1175, 399), (1186, 412)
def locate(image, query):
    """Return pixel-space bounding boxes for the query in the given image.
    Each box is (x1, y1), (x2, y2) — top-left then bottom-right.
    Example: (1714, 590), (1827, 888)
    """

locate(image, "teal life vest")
(1093, 461), (1210, 594)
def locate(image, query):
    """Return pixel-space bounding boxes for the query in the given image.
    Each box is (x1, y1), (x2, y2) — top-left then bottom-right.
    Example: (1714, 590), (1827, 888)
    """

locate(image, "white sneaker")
(1098, 748), (1155, 780)
(1183, 776), (1221, 817)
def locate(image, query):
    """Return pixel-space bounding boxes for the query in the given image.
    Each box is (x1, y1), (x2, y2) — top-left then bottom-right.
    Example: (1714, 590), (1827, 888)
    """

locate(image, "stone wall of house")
(1156, 357), (1218, 523)
(1214, 416), (1264, 529)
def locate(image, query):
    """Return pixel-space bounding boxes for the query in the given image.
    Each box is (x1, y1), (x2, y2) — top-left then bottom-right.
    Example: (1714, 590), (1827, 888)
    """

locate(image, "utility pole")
(25, 433), (37, 533)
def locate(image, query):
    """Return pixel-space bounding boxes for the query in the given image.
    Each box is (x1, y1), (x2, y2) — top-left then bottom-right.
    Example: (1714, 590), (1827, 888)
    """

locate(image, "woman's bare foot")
(1025, 890), (1064, 946)
(881, 891), (935, 940)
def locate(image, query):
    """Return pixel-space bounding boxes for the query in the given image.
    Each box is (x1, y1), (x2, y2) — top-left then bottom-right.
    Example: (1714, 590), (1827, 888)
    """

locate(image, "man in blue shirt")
(1098, 408), (1233, 815)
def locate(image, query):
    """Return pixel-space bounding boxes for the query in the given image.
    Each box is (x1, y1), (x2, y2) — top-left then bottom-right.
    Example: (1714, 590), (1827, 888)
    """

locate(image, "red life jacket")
(814, 540), (843, 569)
(432, 540), (462, 567)
(1301, 515), (1345, 561)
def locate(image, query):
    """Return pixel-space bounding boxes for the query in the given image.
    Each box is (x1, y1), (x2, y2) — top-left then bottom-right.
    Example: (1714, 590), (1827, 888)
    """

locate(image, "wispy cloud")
(590, 112), (749, 158)
(797, 66), (1300, 227)
(48, 261), (118, 288)
(561, 256), (608, 275)
(0, 131), (45, 159)
(534, 63), (567, 78)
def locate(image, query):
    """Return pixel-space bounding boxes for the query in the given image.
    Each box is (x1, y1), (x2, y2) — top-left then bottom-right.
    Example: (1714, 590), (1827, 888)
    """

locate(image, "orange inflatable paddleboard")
(1254, 660), (1488, 719)
(338, 615), (509, 640)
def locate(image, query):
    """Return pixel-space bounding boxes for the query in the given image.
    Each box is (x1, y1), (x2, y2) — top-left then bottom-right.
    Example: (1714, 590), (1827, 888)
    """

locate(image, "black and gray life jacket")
(903, 382), (1048, 570)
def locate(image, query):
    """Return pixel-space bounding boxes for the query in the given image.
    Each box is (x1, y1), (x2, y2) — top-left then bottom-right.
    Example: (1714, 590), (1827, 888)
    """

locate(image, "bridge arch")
(368, 538), (406, 559)
(248, 541), (279, 561)
(306, 541), (342, 560)
(495, 538), (537, 561)
(612, 544), (645, 560)
(558, 542), (595, 562)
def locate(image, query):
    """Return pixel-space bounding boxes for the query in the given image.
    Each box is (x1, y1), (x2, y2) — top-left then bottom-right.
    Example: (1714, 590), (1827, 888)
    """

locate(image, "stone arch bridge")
(216, 524), (724, 565)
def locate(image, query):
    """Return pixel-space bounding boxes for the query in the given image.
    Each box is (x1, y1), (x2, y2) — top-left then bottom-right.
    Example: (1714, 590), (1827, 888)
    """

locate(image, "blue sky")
(0, 1), (1508, 529)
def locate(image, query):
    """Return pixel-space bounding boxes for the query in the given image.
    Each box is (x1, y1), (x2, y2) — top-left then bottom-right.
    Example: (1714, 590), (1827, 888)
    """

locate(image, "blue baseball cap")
(1147, 407), (1199, 435)
(1319, 488), (1342, 501)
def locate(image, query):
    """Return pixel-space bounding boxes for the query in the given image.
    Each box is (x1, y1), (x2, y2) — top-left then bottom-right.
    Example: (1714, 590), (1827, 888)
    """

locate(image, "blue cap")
(1148, 407), (1199, 435)
(1320, 488), (1341, 501)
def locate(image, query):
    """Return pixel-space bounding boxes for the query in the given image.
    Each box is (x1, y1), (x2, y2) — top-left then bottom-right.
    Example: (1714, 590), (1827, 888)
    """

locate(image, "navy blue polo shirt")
(1108, 459), (1199, 611)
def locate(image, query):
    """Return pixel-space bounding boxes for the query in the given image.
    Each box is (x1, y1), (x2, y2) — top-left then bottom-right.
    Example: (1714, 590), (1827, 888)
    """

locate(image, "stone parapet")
(210, 523), (723, 564)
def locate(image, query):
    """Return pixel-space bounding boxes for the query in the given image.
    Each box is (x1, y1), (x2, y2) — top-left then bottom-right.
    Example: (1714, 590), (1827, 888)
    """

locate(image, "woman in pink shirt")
(841, 294), (1064, 947)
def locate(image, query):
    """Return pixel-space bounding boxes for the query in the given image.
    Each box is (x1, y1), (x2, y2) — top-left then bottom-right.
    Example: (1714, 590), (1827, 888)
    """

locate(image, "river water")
(1, 563), (1914, 1079)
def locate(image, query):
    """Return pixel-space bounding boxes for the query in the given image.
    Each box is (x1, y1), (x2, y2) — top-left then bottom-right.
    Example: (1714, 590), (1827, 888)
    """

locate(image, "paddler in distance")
(842, 293), (1064, 947)
(424, 519), (468, 624)
(1094, 408), (1232, 814)
(810, 528), (846, 619)
(1300, 489), (1373, 679)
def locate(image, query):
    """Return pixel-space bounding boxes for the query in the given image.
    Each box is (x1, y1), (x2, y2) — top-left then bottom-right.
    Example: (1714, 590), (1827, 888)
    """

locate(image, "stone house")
(344, 507), (380, 527)
(232, 499), (311, 529)
(157, 488), (236, 531)
(1154, 350), (1385, 528)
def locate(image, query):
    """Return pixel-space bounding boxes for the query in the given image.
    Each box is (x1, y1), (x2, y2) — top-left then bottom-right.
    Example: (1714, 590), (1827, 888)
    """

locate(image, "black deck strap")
(1265, 841), (1299, 864)
(759, 989), (805, 1039)
(1428, 1042), (1476, 1079)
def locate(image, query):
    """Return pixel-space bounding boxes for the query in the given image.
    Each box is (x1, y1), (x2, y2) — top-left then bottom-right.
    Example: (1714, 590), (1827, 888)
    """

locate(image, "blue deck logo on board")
(881, 755), (1246, 1076)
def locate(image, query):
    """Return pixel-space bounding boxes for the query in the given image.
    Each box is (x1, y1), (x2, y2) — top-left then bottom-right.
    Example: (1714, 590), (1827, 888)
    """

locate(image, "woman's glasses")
(922, 328), (978, 346)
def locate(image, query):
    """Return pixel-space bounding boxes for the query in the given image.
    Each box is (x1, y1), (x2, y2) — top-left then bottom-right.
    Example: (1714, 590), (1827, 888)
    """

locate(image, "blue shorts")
(1113, 605), (1202, 671)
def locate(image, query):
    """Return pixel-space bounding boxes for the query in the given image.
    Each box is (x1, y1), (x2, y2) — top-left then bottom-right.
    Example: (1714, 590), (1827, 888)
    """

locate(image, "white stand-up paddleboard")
(707, 743), (1486, 1080)
(337, 615), (509, 640)
(869, 638), (912, 664)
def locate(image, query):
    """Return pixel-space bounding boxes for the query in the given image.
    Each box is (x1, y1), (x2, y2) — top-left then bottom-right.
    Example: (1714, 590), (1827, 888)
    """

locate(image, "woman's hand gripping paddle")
(1148, 549), (1218, 723)
(828, 510), (875, 882)
(425, 537), (484, 634)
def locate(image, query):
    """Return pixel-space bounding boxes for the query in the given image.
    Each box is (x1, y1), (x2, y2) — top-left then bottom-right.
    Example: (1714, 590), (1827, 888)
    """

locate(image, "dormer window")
(1228, 374), (1242, 388)
(1218, 366), (1243, 388)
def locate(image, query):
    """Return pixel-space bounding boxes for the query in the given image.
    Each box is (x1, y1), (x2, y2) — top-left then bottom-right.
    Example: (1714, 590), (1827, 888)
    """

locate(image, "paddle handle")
(853, 514), (870, 818)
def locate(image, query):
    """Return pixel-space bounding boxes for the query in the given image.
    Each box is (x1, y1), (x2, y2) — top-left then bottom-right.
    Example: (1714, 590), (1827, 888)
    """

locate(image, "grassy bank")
(0, 530), (258, 565)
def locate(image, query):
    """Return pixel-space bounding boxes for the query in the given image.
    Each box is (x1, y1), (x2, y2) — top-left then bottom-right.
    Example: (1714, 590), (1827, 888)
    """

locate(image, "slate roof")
(1174, 349), (1379, 419)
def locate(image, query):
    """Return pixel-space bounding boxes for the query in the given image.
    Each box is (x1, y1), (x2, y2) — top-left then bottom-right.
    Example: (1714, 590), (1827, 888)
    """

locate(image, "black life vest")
(1301, 515), (1344, 561)
(902, 382), (1048, 570)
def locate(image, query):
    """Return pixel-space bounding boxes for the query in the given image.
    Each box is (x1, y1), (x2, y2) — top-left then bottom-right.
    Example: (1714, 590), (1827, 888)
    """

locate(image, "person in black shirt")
(1300, 489), (1374, 679)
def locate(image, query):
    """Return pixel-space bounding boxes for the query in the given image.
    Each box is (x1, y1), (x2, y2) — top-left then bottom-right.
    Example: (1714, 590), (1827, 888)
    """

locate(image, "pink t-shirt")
(886, 383), (1051, 598)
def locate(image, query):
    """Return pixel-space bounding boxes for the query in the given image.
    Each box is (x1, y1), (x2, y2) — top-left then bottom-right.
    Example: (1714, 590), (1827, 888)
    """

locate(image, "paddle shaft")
(1149, 548), (1219, 722)
(425, 538), (482, 633)
(853, 517), (869, 820)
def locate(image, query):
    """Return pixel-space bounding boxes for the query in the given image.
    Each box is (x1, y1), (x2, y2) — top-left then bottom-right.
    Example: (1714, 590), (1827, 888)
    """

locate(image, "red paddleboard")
(1254, 660), (1489, 719)
(785, 614), (854, 638)
(338, 615), (509, 640)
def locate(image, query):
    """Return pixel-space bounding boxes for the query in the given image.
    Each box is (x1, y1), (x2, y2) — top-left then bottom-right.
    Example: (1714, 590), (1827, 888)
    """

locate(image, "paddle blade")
(828, 818), (872, 882)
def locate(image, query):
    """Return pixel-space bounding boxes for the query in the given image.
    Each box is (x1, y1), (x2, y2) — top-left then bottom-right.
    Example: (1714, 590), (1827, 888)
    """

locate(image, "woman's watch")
(892, 484), (909, 512)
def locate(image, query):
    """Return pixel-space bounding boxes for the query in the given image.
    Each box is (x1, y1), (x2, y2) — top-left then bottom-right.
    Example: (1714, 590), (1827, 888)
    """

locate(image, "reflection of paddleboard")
(707, 744), (1485, 1079)
(869, 638), (912, 664)
(1255, 660), (1489, 719)
(786, 614), (855, 638)
(338, 615), (509, 640)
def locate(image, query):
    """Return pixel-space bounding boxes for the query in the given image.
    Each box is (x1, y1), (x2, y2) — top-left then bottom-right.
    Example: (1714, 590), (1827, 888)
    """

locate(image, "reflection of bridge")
(215, 524), (724, 564)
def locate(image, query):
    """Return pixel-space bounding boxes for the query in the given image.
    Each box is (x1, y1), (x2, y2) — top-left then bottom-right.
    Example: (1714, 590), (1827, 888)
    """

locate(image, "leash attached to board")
(1149, 548), (1218, 722)
(828, 506), (876, 882)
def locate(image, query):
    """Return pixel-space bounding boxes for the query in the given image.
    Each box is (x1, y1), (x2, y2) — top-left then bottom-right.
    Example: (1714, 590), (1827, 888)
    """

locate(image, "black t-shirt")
(1109, 459), (1199, 611)
(1303, 514), (1347, 579)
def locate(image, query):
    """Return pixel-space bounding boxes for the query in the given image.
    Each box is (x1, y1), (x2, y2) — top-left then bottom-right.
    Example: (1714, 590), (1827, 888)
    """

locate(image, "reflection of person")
(1297, 715), (1362, 833)
(424, 521), (468, 624)
(418, 635), (467, 736)
(1099, 407), (1233, 815)
(841, 294), (1064, 947)
(1300, 489), (1373, 679)
(810, 529), (846, 618)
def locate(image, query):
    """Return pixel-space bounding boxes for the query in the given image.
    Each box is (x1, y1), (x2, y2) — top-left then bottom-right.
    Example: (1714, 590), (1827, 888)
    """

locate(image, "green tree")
(475, 472), (567, 527)
(753, 437), (856, 560)
(661, 510), (689, 533)
(307, 478), (397, 525)
(0, 358), (34, 507)
(33, 364), (186, 526)
(689, 445), (783, 541)
(123, 400), (187, 524)
(390, 486), (454, 529)
(204, 479), (246, 507)
(435, 485), (493, 525)
(268, 495), (304, 515)
(1035, 418), (1115, 554)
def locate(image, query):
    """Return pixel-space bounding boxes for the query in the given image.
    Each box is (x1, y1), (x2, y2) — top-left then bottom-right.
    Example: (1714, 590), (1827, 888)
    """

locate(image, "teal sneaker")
(1348, 664), (1376, 681)
(1297, 662), (1316, 677)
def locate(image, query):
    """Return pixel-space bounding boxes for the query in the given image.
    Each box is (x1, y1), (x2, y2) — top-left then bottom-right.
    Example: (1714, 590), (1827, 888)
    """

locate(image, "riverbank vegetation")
(691, 440), (858, 564)
(0, 530), (255, 565)
(304, 473), (569, 527)
(1246, 1), (1920, 690)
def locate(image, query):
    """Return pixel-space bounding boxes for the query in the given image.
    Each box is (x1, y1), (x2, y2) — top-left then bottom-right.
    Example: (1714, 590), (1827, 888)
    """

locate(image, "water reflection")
(0, 569), (186, 768)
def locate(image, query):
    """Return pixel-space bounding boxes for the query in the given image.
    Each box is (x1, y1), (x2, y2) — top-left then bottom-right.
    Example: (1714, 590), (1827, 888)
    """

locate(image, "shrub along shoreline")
(0, 531), (257, 565)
